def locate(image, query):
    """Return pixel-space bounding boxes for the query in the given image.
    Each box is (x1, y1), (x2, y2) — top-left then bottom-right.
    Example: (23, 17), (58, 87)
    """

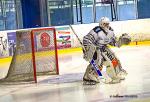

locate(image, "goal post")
(0, 27), (59, 84)
(31, 28), (59, 83)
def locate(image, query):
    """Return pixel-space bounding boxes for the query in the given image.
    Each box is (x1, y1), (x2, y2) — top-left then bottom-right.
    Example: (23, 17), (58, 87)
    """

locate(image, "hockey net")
(0, 28), (59, 84)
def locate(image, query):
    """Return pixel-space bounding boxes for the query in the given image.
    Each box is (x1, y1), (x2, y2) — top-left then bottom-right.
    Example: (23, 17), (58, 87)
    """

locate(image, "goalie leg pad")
(104, 47), (127, 75)
(101, 52), (121, 83)
(105, 61), (117, 79)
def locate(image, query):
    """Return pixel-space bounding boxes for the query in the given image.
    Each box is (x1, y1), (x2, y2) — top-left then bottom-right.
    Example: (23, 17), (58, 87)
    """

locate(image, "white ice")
(0, 46), (150, 102)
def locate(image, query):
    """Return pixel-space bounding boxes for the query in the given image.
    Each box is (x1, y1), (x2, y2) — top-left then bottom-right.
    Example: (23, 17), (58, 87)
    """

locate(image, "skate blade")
(107, 79), (121, 84)
(83, 78), (97, 85)
(83, 81), (96, 85)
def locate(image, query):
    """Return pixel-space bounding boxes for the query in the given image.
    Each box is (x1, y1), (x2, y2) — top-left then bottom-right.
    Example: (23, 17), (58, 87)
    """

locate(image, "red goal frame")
(31, 28), (59, 83)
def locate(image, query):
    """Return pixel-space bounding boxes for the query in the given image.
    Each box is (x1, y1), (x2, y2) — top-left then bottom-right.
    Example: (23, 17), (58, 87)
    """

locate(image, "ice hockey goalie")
(82, 17), (131, 85)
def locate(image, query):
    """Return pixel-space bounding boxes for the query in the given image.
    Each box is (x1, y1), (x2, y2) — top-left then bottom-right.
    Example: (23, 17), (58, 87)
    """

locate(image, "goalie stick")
(69, 25), (102, 76)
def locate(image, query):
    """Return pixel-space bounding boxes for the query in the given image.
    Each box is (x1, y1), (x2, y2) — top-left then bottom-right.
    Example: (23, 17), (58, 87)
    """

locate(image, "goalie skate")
(117, 71), (127, 80)
(83, 78), (97, 85)
(120, 68), (128, 75)
(107, 78), (121, 84)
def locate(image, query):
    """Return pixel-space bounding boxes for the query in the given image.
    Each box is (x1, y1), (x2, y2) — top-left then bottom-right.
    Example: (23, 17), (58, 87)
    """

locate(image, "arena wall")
(0, 18), (150, 58)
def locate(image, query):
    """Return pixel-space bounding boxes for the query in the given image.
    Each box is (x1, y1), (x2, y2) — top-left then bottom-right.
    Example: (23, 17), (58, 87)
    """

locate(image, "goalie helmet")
(99, 17), (110, 29)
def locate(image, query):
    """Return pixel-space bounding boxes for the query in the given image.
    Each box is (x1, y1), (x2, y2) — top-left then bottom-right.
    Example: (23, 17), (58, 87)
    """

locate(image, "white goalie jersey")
(82, 26), (117, 61)
(83, 26), (117, 49)
(83, 26), (131, 52)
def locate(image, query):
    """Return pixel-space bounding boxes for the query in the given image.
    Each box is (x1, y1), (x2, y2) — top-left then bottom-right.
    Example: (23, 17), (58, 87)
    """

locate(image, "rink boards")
(1, 40), (150, 64)
(0, 40), (150, 72)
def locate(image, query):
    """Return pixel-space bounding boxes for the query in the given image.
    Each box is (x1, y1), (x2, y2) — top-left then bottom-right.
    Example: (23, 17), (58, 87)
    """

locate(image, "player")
(82, 17), (131, 85)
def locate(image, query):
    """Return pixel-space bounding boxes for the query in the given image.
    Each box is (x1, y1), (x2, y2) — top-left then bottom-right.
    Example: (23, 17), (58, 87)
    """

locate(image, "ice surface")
(0, 46), (150, 102)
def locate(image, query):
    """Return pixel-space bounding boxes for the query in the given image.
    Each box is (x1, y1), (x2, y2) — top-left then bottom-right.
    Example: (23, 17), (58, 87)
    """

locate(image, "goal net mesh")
(0, 28), (58, 83)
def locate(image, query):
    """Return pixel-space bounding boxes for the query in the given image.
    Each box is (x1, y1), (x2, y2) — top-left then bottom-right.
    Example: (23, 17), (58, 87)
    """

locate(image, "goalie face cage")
(0, 28), (59, 84)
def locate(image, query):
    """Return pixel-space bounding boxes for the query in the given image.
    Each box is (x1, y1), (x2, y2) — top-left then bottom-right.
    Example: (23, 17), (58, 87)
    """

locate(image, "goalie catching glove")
(118, 33), (131, 46)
